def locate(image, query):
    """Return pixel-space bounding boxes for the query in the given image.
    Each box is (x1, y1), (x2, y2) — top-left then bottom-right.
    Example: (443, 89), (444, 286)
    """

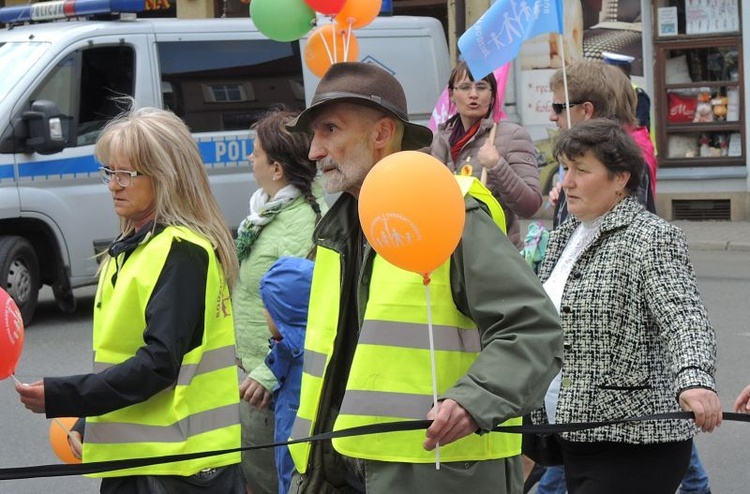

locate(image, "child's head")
(260, 257), (314, 341)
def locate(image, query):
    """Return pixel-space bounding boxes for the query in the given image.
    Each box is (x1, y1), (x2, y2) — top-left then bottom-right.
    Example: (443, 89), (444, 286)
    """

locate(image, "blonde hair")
(605, 63), (638, 127)
(549, 60), (637, 127)
(94, 107), (239, 288)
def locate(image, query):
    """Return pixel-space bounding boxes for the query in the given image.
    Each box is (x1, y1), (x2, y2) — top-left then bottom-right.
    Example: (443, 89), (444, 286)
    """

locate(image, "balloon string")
(424, 281), (440, 470)
(344, 23), (352, 60)
(12, 374), (83, 452)
(319, 28), (334, 65)
(332, 23), (338, 63)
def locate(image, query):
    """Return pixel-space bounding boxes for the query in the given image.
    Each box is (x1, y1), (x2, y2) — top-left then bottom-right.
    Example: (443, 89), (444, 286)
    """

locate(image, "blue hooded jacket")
(260, 256), (314, 494)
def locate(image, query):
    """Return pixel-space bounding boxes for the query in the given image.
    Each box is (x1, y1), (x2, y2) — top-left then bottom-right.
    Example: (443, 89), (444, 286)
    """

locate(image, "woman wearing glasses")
(16, 107), (245, 493)
(430, 60), (542, 249)
(233, 110), (327, 494)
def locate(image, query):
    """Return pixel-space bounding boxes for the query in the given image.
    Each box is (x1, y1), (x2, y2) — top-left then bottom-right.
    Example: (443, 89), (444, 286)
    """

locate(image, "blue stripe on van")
(0, 163), (14, 179)
(18, 155), (99, 178)
(197, 138), (253, 167)
(9, 136), (252, 181)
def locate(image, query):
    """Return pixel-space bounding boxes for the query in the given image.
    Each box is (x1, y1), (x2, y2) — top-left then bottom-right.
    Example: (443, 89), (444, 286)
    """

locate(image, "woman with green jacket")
(233, 110), (327, 494)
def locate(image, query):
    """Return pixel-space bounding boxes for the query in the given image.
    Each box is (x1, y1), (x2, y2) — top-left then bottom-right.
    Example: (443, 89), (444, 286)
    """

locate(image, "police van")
(0, 0), (450, 324)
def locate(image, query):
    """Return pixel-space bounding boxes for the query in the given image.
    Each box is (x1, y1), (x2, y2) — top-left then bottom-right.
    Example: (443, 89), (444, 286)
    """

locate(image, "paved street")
(2, 226), (750, 493)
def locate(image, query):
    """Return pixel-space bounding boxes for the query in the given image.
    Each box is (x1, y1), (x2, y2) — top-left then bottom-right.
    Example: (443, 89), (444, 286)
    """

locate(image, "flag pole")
(557, 15), (569, 184)
(558, 35), (571, 130)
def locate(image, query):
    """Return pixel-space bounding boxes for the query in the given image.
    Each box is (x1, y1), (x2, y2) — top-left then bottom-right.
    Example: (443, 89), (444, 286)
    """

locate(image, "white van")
(0, 7), (450, 323)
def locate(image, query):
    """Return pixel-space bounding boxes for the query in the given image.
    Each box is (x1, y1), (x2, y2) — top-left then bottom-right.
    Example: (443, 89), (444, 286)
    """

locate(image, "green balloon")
(251, 0), (316, 42)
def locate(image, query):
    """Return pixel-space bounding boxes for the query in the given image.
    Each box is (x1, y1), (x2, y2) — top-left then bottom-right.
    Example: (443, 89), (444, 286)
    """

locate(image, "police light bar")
(0, 0), (145, 25)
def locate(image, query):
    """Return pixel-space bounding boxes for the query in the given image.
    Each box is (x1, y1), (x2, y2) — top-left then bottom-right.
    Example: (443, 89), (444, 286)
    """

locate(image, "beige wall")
(448, 0), (490, 64)
(176, 0), (213, 18)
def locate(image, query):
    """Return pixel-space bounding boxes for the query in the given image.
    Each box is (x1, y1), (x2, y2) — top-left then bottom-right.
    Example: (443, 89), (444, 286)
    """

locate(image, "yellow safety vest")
(290, 177), (517, 470)
(85, 226), (240, 477)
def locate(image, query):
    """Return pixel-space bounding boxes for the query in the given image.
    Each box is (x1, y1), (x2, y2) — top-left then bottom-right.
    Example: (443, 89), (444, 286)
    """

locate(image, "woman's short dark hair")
(253, 109), (321, 218)
(553, 119), (644, 194)
(448, 60), (497, 118)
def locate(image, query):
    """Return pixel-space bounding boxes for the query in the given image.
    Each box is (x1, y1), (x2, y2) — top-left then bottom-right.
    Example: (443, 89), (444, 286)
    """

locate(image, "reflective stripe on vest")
(289, 177), (511, 470)
(332, 254), (521, 462)
(85, 226), (240, 477)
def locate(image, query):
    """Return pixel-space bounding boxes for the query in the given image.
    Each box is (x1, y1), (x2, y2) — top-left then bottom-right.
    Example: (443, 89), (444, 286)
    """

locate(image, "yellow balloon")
(358, 151), (465, 277)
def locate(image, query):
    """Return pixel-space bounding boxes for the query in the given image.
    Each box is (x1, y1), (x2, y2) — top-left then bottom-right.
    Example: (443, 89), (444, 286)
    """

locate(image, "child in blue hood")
(259, 256), (314, 494)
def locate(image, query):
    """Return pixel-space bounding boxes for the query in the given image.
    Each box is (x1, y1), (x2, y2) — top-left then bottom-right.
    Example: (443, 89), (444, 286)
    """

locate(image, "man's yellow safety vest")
(290, 177), (520, 470)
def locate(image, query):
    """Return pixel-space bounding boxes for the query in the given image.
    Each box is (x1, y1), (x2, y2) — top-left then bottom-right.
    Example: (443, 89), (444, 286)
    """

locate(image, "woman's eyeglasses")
(552, 101), (585, 115)
(453, 82), (492, 93)
(99, 167), (145, 188)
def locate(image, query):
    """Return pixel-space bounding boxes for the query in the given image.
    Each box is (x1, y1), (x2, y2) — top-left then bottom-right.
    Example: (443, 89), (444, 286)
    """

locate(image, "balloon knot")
(423, 274), (431, 286)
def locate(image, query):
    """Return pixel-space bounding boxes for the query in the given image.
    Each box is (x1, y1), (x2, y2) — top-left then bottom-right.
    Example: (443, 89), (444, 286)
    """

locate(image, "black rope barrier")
(2, 411), (748, 480)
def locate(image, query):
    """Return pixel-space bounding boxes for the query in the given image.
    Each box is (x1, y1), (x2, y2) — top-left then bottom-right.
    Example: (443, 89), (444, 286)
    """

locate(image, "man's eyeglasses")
(552, 101), (585, 115)
(99, 167), (145, 188)
(453, 82), (492, 93)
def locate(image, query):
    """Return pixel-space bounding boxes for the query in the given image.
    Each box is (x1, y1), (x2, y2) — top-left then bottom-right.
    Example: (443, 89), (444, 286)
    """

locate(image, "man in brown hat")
(286, 61), (562, 493)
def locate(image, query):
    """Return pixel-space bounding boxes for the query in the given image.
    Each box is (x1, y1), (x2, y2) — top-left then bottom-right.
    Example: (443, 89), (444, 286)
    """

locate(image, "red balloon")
(0, 288), (24, 380)
(304, 0), (346, 15)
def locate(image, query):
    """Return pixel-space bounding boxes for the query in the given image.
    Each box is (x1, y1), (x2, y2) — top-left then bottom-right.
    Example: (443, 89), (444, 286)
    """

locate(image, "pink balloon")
(0, 288), (24, 380)
(304, 0), (346, 15)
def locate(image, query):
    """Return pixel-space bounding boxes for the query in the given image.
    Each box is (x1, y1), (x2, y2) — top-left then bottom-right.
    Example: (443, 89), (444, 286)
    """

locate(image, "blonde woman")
(17, 107), (244, 493)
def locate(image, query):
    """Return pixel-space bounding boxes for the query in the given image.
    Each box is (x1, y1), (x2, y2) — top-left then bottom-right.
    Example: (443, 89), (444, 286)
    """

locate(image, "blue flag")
(458, 0), (564, 79)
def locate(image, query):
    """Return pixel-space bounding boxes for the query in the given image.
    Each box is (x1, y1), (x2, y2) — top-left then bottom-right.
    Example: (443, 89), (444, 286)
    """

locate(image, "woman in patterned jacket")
(534, 119), (722, 494)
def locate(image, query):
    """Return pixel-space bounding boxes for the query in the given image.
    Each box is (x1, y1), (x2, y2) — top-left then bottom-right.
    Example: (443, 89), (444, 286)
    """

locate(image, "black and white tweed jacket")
(534, 196), (716, 443)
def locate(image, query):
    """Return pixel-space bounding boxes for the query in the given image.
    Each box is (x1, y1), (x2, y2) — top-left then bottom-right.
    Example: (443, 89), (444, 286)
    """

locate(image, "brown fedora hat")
(286, 62), (433, 150)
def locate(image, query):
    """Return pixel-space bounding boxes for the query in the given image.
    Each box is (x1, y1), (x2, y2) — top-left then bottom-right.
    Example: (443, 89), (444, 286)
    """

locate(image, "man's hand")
(239, 377), (271, 409)
(15, 379), (46, 413)
(423, 399), (478, 451)
(679, 388), (722, 432)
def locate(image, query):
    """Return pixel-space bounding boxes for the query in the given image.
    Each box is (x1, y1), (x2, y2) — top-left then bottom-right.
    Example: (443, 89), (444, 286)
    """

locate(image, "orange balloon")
(49, 417), (82, 464)
(305, 24), (359, 77)
(334, 0), (382, 29)
(358, 151), (466, 277)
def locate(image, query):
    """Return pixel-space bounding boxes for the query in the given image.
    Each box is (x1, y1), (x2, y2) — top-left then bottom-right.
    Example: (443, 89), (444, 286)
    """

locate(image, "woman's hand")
(548, 182), (563, 206)
(477, 123), (500, 169)
(679, 387), (722, 432)
(15, 379), (46, 413)
(239, 377), (271, 409)
(68, 430), (83, 460)
(733, 384), (750, 413)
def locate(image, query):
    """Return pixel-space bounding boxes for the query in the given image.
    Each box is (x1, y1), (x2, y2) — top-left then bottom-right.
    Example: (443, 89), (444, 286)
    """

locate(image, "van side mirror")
(22, 100), (67, 155)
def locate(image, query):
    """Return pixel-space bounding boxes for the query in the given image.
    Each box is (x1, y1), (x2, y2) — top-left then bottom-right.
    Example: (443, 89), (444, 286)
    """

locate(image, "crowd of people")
(11, 55), (746, 494)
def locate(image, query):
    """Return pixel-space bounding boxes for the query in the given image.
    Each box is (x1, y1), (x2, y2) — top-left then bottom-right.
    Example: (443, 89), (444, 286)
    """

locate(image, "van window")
(31, 45), (135, 147)
(156, 39), (304, 132)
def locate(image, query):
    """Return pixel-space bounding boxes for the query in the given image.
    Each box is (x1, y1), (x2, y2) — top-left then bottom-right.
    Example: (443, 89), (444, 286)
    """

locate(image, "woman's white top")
(542, 215), (604, 423)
